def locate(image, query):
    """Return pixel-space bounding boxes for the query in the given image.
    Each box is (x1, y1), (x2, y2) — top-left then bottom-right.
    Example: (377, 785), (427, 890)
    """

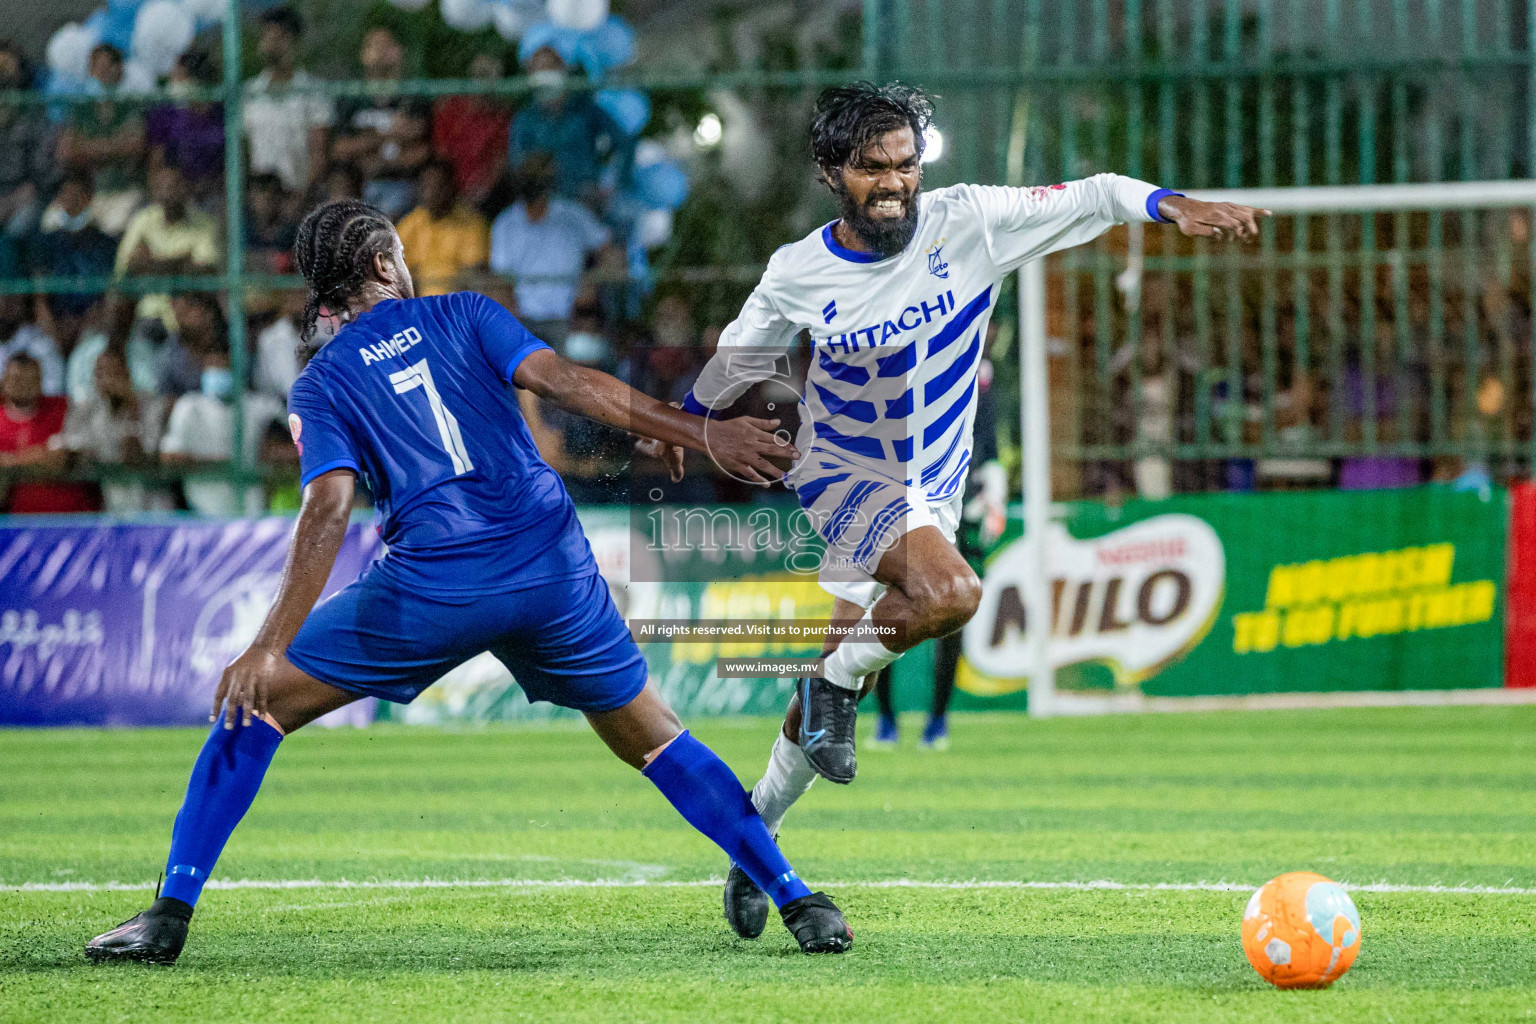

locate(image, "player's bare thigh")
(258, 660), (361, 735)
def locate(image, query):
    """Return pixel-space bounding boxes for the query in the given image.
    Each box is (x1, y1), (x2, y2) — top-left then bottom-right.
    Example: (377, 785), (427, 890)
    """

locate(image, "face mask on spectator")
(58, 210), (93, 232)
(529, 69), (566, 102)
(201, 367), (234, 401)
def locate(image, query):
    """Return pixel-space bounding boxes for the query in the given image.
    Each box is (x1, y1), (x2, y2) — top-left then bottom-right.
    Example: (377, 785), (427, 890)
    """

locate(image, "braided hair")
(293, 200), (397, 353)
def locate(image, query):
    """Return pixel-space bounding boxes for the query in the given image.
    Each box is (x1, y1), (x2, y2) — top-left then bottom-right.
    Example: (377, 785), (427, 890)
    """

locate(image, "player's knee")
(908, 567), (982, 639)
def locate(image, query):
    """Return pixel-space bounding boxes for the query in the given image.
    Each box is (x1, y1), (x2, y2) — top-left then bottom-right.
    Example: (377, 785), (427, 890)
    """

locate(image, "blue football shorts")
(285, 568), (648, 713)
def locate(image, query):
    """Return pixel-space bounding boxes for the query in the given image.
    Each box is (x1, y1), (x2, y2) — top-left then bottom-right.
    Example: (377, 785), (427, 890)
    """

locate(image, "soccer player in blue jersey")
(85, 200), (852, 963)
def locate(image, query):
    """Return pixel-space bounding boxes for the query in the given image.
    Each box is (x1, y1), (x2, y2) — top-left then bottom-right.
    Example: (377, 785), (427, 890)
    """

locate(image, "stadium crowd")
(0, 9), (1530, 516)
(0, 8), (692, 515)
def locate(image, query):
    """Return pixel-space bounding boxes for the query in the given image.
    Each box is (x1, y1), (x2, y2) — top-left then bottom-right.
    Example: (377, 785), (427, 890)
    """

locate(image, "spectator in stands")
(147, 49), (224, 206)
(619, 293), (704, 404)
(0, 41), (53, 247)
(56, 44), (145, 236)
(246, 172), (298, 274)
(29, 172), (118, 396)
(115, 164), (220, 334)
(244, 5), (332, 194)
(159, 335), (284, 517)
(489, 155), (611, 349)
(306, 161), (364, 210)
(50, 347), (167, 513)
(0, 294), (63, 397)
(396, 158), (488, 296)
(1338, 326), (1425, 490)
(155, 292), (225, 398)
(252, 291), (304, 400)
(331, 26), (430, 220)
(508, 46), (626, 203)
(432, 51), (510, 211)
(31, 172), (117, 320)
(0, 352), (99, 513)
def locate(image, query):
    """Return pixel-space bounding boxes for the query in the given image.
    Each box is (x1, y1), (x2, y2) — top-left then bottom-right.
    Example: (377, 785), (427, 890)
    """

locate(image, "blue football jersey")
(287, 292), (596, 595)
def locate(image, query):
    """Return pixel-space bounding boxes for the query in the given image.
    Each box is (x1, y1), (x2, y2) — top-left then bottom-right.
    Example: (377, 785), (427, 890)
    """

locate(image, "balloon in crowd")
(179, 0), (228, 23)
(585, 16), (633, 69)
(439, 0), (495, 32)
(492, 0), (545, 41)
(594, 89), (650, 139)
(132, 0), (197, 77)
(45, 22), (98, 82)
(546, 0), (609, 33)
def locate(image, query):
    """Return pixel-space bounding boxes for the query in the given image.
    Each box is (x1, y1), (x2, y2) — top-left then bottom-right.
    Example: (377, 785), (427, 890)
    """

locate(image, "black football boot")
(85, 896), (193, 964)
(780, 891), (853, 954)
(723, 861), (771, 939)
(797, 677), (860, 784)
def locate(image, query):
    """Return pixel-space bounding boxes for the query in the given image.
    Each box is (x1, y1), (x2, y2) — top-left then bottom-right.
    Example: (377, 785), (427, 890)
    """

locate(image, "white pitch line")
(7, 878), (1535, 896)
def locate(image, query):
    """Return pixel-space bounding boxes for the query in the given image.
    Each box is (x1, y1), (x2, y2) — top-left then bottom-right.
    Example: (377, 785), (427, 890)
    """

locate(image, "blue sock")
(160, 719), (283, 907)
(642, 730), (813, 908)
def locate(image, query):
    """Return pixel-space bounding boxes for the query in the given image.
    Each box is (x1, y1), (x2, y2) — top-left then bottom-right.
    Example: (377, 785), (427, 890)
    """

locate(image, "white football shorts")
(788, 457), (963, 610)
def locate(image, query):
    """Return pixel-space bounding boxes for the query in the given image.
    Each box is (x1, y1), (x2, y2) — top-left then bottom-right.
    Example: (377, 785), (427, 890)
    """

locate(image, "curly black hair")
(809, 81), (934, 184)
(293, 200), (396, 350)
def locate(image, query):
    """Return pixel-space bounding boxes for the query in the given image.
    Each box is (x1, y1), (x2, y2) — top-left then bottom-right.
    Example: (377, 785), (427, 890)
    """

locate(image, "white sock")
(750, 731), (817, 836)
(822, 610), (902, 690)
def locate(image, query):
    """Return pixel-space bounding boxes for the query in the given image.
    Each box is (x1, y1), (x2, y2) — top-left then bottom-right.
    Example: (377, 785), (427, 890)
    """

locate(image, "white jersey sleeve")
(685, 254), (801, 415)
(959, 174), (1171, 275)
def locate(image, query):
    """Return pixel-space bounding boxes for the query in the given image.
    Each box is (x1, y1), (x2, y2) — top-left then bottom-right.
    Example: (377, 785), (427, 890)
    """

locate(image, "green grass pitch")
(3, 705), (1534, 1023)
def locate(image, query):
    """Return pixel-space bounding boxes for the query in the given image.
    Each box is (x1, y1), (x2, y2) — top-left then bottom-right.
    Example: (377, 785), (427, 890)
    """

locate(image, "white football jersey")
(688, 174), (1172, 505)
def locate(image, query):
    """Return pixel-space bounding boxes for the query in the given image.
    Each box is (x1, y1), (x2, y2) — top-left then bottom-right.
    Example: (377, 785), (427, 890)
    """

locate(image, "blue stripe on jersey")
(930, 450), (973, 501)
(924, 330), (981, 406)
(925, 286), (993, 358)
(876, 342), (916, 378)
(813, 381), (878, 423)
(793, 471), (851, 508)
(814, 419), (886, 460)
(923, 375), (977, 448)
(892, 436), (912, 462)
(920, 420), (967, 484)
(884, 388), (913, 419)
(825, 480), (885, 543)
(854, 497), (911, 565)
(818, 350), (870, 386)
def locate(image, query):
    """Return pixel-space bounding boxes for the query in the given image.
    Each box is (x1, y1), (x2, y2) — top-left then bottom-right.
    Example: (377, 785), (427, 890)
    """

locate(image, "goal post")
(1016, 179), (1536, 717)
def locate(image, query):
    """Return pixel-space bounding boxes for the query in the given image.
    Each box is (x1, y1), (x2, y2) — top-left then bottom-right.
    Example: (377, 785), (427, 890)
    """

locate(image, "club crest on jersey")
(926, 238), (949, 279)
(288, 414), (303, 455)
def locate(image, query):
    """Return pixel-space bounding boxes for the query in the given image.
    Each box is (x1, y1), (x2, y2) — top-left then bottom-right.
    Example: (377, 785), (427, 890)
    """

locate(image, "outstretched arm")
(969, 175), (1269, 273)
(513, 348), (796, 484)
(211, 469), (354, 728)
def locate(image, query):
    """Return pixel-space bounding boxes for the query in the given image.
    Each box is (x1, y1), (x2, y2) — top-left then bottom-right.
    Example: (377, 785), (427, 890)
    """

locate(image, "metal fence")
(0, 0), (1532, 507)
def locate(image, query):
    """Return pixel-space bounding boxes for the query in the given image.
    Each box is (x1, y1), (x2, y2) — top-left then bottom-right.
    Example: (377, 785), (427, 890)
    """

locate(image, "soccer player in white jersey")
(657, 82), (1265, 938)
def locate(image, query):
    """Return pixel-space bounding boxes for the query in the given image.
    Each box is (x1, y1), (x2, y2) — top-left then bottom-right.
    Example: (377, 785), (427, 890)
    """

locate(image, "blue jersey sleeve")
(288, 372), (361, 488)
(464, 291), (551, 385)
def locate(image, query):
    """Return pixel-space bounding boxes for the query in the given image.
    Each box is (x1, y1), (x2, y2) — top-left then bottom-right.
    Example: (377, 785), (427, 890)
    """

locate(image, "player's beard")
(835, 180), (922, 259)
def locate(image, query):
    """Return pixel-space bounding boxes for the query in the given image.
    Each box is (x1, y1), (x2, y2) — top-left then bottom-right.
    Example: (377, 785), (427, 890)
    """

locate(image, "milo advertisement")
(963, 486), (1506, 699)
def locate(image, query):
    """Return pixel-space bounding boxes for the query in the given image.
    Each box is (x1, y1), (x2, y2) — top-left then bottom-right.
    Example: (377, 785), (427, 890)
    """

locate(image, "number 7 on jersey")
(389, 358), (475, 474)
